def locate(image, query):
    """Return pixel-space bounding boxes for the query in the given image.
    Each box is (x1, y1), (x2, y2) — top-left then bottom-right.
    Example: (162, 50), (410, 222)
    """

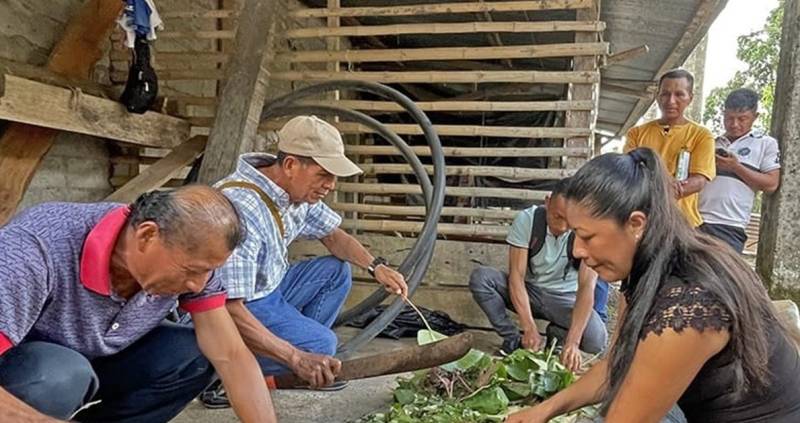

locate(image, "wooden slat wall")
(275, 0), (603, 241)
(111, 0), (608, 245)
(108, 0), (606, 243)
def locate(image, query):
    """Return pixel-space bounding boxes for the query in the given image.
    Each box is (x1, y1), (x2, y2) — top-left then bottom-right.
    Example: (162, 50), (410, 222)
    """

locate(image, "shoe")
(200, 380), (229, 409)
(499, 335), (521, 355)
(280, 380), (349, 391)
(200, 379), (351, 409)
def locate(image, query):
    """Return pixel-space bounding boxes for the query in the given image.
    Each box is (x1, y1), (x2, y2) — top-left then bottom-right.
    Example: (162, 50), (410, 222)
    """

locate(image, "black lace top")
(621, 277), (800, 422)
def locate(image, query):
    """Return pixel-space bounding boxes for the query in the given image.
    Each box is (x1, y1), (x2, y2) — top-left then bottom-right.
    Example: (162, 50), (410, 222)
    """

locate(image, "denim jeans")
(469, 266), (609, 353)
(246, 256), (352, 375)
(594, 405), (687, 422)
(0, 323), (214, 423)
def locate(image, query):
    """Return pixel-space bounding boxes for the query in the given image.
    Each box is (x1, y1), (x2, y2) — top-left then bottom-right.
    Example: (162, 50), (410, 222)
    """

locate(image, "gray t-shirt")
(506, 206), (578, 293)
(699, 131), (780, 228)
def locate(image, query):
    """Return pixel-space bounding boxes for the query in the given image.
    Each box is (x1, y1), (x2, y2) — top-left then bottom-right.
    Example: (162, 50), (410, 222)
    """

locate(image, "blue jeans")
(595, 405), (687, 422)
(0, 323), (215, 422)
(469, 266), (609, 354)
(247, 256), (352, 375)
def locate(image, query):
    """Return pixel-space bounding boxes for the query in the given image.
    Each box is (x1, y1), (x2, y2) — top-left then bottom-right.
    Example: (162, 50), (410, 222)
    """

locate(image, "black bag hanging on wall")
(119, 34), (158, 114)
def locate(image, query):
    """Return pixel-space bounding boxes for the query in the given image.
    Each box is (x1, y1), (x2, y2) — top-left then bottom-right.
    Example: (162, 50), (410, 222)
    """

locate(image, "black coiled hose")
(260, 81), (446, 359)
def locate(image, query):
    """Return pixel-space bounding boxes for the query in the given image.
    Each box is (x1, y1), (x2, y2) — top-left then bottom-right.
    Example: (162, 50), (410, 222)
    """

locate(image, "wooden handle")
(273, 332), (475, 388)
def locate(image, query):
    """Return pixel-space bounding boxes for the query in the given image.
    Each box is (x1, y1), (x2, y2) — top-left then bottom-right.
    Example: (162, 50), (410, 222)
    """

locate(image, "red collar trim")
(80, 207), (130, 296)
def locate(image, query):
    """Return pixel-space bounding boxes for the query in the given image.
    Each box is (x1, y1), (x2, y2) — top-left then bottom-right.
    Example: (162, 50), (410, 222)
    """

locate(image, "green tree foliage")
(703, 2), (784, 133)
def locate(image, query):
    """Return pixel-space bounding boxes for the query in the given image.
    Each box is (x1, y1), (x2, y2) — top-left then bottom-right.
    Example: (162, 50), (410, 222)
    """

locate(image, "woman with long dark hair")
(506, 147), (800, 423)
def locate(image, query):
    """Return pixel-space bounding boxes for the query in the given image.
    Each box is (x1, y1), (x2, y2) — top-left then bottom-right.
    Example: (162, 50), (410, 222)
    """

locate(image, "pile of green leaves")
(355, 330), (579, 423)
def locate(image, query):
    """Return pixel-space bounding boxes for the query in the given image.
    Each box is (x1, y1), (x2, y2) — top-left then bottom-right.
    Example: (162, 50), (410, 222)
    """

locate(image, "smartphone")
(715, 148), (730, 157)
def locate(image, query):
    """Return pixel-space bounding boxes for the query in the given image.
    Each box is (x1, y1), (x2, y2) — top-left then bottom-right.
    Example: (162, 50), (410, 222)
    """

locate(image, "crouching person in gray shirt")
(469, 178), (608, 371)
(0, 186), (275, 423)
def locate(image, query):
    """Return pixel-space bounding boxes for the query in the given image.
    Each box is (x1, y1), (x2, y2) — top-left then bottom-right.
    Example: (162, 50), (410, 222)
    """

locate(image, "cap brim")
(313, 156), (363, 177)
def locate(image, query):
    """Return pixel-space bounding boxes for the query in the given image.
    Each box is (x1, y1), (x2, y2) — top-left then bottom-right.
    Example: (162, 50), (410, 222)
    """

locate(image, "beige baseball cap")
(277, 115), (363, 177)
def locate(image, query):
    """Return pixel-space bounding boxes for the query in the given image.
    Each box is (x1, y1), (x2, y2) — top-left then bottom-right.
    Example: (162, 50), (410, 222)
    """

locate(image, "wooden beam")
(343, 145), (590, 157)
(289, 0), (593, 18)
(271, 70), (600, 84)
(601, 82), (654, 99)
(286, 20), (606, 39)
(605, 44), (650, 66)
(340, 219), (509, 238)
(160, 9), (238, 19)
(301, 99), (594, 112)
(106, 137), (208, 203)
(565, 2), (601, 169)
(259, 120), (591, 138)
(289, 235), (509, 291)
(158, 30), (237, 39)
(358, 164), (573, 180)
(329, 202), (518, 220)
(0, 0), (124, 226)
(276, 42), (609, 63)
(0, 74), (190, 148)
(197, 0), (278, 184)
(0, 57), (114, 98)
(336, 183), (548, 200)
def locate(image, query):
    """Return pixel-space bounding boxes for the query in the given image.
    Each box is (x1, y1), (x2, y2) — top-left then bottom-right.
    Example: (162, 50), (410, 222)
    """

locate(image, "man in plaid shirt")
(200, 116), (408, 407)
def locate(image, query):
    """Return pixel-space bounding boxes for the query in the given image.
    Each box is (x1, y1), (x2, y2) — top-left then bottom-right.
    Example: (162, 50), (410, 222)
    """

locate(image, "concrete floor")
(171, 328), (502, 423)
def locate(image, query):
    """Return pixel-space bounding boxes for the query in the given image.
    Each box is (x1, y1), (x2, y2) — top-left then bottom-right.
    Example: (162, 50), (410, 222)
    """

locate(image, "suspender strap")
(218, 181), (285, 238)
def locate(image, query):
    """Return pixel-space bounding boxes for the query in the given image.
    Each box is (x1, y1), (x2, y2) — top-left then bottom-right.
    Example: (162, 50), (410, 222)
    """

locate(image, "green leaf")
(463, 386), (510, 415)
(416, 329), (447, 345)
(501, 381), (532, 401)
(416, 329), (487, 372)
(394, 388), (416, 405)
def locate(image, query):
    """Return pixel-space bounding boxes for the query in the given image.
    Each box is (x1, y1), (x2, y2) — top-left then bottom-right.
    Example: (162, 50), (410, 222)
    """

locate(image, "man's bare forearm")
(679, 174), (708, 197)
(0, 386), (60, 423)
(194, 308), (277, 423)
(213, 344), (276, 423)
(321, 228), (373, 269)
(565, 265), (597, 346)
(734, 166), (780, 193)
(226, 300), (296, 365)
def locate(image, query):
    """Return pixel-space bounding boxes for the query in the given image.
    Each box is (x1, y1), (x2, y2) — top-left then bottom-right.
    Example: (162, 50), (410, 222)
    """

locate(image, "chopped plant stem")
(402, 295), (434, 334)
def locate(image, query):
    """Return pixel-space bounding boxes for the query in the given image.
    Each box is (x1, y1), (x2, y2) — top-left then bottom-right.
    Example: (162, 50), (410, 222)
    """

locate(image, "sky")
(702, 0), (780, 98)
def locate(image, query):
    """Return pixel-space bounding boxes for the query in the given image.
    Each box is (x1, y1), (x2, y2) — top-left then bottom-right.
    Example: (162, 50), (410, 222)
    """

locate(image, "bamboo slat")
(300, 99), (595, 112)
(340, 219), (508, 238)
(286, 20), (606, 38)
(330, 203), (518, 220)
(358, 164), (574, 179)
(336, 183), (548, 200)
(271, 70), (599, 84)
(158, 30), (237, 39)
(155, 52), (231, 63)
(160, 9), (238, 19)
(277, 42), (609, 63)
(258, 120), (591, 138)
(289, 0), (593, 18)
(343, 145), (590, 157)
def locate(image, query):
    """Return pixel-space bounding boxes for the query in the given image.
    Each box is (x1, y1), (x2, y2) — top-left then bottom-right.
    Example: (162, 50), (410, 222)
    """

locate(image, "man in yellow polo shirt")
(624, 69), (716, 227)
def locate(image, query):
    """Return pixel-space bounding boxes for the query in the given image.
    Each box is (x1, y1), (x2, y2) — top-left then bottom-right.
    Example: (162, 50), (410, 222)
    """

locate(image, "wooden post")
(196, 0), (277, 184)
(564, 0), (600, 170)
(0, 0), (123, 226)
(756, 0), (800, 302)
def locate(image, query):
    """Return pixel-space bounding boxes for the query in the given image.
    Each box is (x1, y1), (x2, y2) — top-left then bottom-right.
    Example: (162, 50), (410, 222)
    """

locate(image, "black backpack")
(527, 206), (581, 278)
(120, 34), (158, 114)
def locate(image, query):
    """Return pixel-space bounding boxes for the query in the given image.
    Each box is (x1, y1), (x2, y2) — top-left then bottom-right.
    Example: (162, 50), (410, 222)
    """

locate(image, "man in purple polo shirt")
(0, 185), (275, 422)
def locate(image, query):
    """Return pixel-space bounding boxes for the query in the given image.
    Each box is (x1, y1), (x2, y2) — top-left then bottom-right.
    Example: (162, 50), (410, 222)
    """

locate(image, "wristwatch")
(367, 256), (389, 277)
